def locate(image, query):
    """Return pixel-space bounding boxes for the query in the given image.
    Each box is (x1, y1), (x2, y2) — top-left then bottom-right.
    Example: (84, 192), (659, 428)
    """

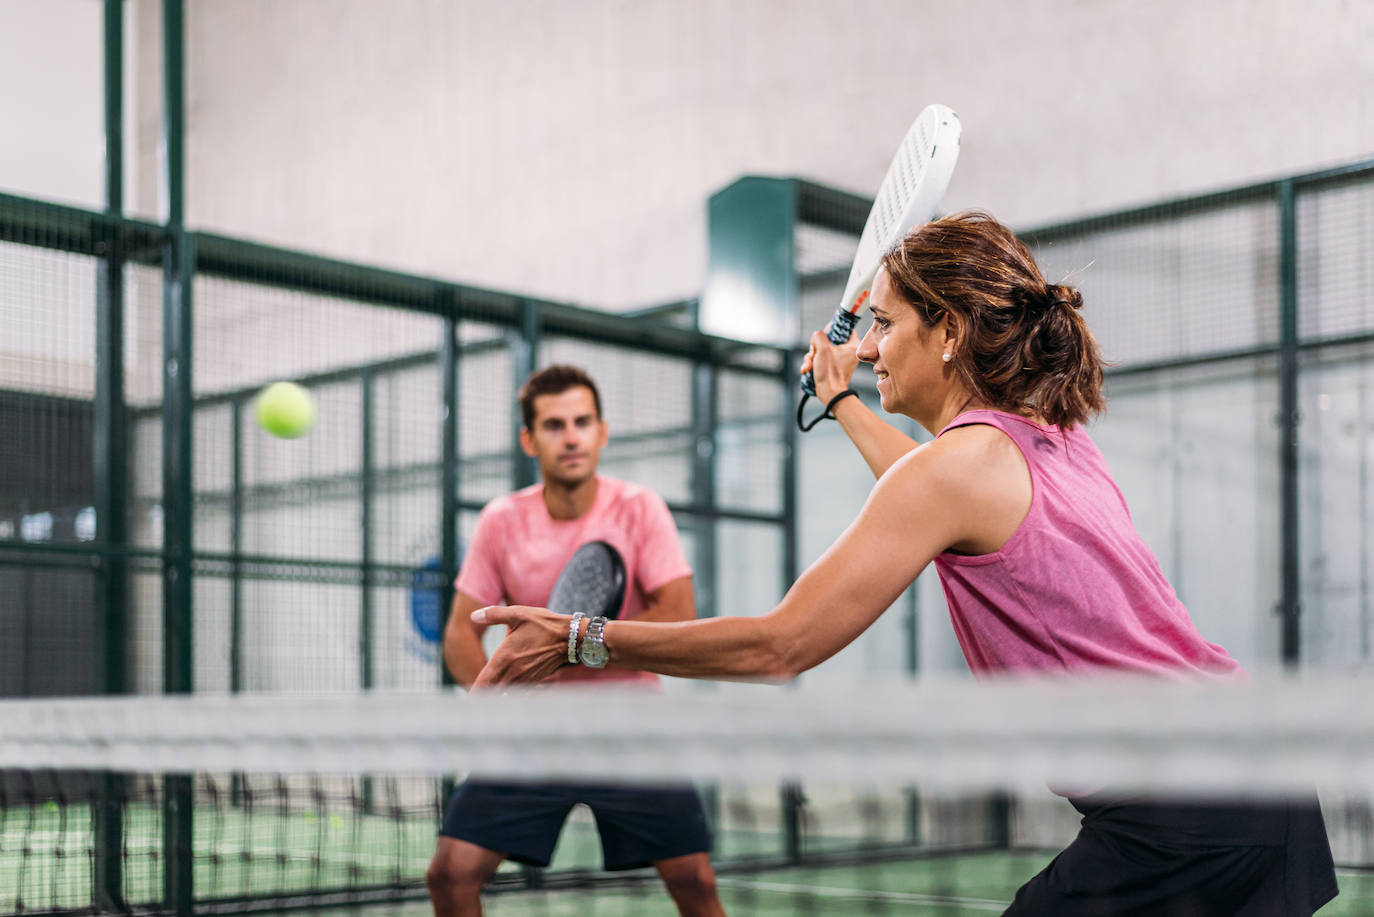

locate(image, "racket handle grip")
(799, 308), (861, 396)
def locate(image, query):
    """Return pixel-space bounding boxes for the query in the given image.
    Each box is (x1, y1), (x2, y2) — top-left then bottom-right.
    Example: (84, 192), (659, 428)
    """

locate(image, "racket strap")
(798, 308), (863, 429)
(796, 388), (859, 432)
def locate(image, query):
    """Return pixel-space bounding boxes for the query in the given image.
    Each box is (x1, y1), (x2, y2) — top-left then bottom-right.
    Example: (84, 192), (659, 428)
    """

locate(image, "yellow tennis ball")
(255, 381), (317, 439)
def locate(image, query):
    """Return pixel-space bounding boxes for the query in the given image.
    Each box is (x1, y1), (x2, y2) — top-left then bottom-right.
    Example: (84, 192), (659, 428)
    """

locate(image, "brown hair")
(518, 365), (603, 429)
(879, 211), (1105, 429)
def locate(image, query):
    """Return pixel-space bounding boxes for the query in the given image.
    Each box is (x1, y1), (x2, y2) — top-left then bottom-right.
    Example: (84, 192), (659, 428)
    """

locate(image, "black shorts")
(439, 778), (713, 871)
(1004, 793), (1339, 916)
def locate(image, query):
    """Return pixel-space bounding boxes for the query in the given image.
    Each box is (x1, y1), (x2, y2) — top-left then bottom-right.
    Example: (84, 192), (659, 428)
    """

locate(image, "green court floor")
(6, 802), (1371, 915)
(423, 857), (1374, 916)
(1, 800), (438, 910)
(0, 799), (857, 910)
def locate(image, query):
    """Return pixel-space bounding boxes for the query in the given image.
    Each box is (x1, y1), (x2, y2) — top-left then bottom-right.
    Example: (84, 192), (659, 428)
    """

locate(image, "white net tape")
(5, 672), (1373, 797)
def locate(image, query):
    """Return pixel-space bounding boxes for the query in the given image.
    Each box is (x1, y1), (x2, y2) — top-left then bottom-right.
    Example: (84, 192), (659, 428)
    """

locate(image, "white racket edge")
(838, 104), (962, 316)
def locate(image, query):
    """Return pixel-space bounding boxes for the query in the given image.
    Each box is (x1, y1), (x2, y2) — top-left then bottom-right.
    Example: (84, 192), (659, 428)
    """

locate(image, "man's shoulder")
(592, 478), (678, 547)
(596, 476), (665, 511)
(479, 484), (544, 521)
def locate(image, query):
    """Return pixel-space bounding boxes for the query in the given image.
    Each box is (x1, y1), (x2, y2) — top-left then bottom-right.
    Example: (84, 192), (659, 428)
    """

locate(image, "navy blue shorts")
(1004, 794), (1338, 916)
(439, 779), (713, 871)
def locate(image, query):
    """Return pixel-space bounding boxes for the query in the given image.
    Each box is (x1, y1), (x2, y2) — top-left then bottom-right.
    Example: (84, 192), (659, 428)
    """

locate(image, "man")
(425, 365), (724, 917)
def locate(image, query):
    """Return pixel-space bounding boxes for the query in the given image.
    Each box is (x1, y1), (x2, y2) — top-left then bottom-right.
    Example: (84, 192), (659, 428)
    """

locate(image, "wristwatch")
(578, 615), (610, 668)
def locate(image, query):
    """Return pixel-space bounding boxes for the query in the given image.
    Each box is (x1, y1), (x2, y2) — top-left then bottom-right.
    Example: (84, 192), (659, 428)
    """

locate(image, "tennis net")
(4, 673), (1374, 915)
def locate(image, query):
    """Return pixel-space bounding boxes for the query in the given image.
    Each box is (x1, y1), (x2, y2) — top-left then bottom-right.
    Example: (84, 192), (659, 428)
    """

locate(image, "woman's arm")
(802, 329), (919, 478)
(473, 436), (977, 687)
(827, 394), (923, 479)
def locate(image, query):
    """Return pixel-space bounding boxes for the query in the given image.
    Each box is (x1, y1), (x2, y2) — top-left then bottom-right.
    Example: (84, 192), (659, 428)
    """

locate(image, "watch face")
(579, 640), (610, 668)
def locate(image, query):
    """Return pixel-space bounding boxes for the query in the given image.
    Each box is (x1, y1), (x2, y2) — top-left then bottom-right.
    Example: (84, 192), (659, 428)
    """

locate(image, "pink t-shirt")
(933, 410), (1242, 680)
(457, 475), (692, 685)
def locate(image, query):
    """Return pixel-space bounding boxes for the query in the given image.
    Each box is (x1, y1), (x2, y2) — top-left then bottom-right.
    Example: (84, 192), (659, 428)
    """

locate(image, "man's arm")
(628, 574), (696, 623)
(443, 590), (494, 689)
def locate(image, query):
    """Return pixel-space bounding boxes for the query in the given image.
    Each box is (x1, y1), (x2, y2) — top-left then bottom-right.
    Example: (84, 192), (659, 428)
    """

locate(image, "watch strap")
(581, 615), (609, 667)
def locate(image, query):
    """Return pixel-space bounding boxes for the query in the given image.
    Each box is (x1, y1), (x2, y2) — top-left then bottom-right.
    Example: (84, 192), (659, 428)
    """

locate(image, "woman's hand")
(470, 606), (569, 689)
(800, 326), (861, 402)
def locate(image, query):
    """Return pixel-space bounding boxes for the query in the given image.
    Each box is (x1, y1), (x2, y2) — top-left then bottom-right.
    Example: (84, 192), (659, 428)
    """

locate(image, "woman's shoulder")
(939, 408), (1054, 437)
(884, 423), (1012, 489)
(872, 423), (1033, 556)
(928, 420), (1026, 466)
(889, 422), (1033, 510)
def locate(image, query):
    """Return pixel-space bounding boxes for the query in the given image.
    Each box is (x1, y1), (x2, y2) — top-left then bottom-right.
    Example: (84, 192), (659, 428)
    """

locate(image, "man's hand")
(799, 327), (861, 403)
(470, 606), (571, 689)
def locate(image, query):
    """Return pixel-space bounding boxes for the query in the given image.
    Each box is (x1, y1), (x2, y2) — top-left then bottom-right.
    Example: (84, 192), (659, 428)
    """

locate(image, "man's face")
(519, 385), (607, 488)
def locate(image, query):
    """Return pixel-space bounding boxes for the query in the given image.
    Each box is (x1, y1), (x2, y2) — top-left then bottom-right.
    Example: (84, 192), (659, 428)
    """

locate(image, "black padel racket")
(547, 540), (627, 620)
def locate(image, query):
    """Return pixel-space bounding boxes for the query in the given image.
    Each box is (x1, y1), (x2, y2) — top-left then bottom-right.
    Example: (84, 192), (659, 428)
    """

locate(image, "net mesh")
(3, 675), (1374, 915)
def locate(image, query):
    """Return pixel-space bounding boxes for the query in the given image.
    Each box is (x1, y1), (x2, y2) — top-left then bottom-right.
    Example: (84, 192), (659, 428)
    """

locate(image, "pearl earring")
(941, 353), (952, 363)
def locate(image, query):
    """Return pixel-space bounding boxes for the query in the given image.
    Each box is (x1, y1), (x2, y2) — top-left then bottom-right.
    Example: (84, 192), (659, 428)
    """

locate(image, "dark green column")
(160, 1), (195, 913)
(229, 397), (243, 696)
(689, 361), (720, 831)
(779, 354), (805, 863)
(511, 300), (539, 489)
(160, 229), (196, 917)
(440, 312), (461, 687)
(360, 369), (375, 691)
(359, 370), (376, 812)
(438, 309), (461, 815)
(1277, 180), (1302, 668)
(161, 229), (197, 917)
(229, 396), (246, 810)
(94, 0), (128, 909)
(690, 363), (718, 619)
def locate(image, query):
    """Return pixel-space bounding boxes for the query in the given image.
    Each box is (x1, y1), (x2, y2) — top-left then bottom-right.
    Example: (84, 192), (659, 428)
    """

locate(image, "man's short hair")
(518, 365), (603, 429)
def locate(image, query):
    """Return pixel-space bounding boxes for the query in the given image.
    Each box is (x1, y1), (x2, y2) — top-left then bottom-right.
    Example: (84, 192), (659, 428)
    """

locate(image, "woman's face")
(856, 267), (952, 422)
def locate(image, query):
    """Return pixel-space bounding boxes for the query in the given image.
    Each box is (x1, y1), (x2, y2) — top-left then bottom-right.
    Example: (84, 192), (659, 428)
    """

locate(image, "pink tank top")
(933, 410), (1242, 679)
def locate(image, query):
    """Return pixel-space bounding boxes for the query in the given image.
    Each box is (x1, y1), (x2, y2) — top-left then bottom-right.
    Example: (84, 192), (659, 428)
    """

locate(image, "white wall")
(0, 0), (147, 209)
(5, 0), (1372, 311)
(99, 0), (1374, 313)
(0, 0), (104, 205)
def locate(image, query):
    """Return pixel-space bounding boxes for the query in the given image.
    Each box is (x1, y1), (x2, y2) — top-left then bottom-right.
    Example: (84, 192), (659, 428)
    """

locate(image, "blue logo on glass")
(409, 554), (444, 645)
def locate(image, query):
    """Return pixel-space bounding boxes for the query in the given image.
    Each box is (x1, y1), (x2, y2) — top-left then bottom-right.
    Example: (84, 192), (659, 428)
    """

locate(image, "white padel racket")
(798, 104), (962, 430)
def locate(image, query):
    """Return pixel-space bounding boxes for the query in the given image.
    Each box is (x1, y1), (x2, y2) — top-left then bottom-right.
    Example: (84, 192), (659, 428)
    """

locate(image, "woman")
(473, 212), (1337, 915)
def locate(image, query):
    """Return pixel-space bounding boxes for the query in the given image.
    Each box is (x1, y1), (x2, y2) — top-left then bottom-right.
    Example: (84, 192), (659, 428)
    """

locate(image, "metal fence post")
(93, 1), (129, 907)
(1277, 179), (1302, 668)
(161, 2), (195, 913)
